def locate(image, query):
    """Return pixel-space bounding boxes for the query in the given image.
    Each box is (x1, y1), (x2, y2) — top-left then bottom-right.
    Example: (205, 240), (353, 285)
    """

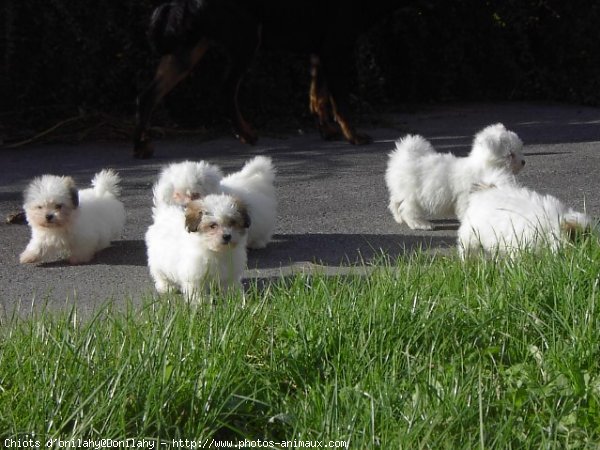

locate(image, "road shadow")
(95, 240), (148, 266)
(247, 233), (455, 269)
(46, 233), (455, 270)
(35, 240), (148, 268)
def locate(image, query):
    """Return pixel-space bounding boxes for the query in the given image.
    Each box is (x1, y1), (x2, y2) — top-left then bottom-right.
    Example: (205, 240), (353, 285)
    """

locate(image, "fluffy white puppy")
(152, 156), (277, 249)
(20, 169), (125, 264)
(220, 156), (277, 249)
(458, 175), (594, 258)
(385, 123), (525, 230)
(145, 193), (250, 302)
(153, 160), (224, 207)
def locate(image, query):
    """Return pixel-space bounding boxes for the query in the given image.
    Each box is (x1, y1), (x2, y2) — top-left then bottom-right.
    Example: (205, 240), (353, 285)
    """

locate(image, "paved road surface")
(1, 103), (599, 316)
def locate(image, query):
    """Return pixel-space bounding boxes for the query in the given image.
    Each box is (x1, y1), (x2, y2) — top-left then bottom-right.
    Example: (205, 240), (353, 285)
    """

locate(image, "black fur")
(70, 188), (79, 209)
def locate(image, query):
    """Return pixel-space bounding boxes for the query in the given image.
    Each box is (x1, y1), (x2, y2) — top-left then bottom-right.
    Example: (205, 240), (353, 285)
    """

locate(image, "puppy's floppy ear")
(242, 208), (251, 229)
(184, 200), (204, 233)
(233, 199), (251, 229)
(64, 176), (79, 208)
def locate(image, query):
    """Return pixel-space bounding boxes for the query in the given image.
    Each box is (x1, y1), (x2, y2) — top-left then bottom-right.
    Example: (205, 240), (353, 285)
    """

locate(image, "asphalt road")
(1, 102), (599, 316)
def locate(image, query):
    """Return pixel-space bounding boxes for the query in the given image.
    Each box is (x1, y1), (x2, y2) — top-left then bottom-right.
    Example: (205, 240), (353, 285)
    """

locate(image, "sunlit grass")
(1, 240), (599, 448)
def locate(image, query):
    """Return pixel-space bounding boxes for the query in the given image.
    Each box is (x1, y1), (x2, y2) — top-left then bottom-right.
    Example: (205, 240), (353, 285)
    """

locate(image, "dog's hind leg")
(388, 199), (405, 224)
(309, 55), (341, 140)
(224, 59), (258, 145)
(221, 26), (262, 145)
(399, 200), (434, 230)
(134, 40), (210, 158)
(322, 49), (372, 146)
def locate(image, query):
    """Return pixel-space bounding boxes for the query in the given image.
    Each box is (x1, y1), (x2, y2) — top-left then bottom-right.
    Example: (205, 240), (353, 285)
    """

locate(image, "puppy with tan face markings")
(19, 169), (126, 265)
(152, 155), (277, 249)
(145, 193), (250, 303)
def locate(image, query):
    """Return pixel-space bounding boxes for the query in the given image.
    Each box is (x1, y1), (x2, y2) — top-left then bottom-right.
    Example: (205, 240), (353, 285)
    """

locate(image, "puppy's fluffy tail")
(392, 134), (435, 157)
(238, 156), (275, 184)
(92, 169), (121, 198)
(223, 156), (276, 195)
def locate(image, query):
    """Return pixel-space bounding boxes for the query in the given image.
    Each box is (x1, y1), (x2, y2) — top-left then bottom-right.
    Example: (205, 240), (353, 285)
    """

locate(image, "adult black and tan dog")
(133, 0), (397, 158)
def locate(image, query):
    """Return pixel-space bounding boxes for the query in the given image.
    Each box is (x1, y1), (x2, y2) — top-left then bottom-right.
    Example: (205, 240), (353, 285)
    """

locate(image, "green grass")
(1, 240), (600, 448)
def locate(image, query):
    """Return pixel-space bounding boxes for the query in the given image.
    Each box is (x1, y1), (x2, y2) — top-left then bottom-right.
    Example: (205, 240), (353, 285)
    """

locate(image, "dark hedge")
(1, 0), (599, 137)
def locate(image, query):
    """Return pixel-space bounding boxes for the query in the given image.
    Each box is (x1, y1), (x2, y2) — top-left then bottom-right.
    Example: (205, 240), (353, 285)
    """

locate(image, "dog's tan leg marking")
(309, 55), (340, 140)
(329, 96), (371, 145)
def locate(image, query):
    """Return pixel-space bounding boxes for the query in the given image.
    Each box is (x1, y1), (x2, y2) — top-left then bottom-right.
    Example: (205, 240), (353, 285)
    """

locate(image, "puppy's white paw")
(247, 239), (268, 250)
(388, 201), (405, 224)
(404, 218), (434, 230)
(154, 278), (171, 294)
(68, 251), (93, 265)
(19, 250), (40, 264)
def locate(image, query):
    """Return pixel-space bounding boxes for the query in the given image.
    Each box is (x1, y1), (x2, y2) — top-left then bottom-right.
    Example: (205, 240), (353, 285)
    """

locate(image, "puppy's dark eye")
(56, 204), (63, 210)
(37, 205), (43, 210)
(209, 223), (218, 230)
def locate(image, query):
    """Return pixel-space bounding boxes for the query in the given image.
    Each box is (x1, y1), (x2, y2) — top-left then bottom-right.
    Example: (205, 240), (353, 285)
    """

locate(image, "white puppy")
(145, 193), (250, 302)
(20, 169), (126, 264)
(458, 176), (594, 258)
(153, 160), (224, 207)
(385, 123), (525, 230)
(152, 156), (277, 248)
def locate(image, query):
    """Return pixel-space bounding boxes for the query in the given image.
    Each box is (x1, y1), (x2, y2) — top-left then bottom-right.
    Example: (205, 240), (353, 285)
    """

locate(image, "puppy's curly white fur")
(219, 156), (277, 249)
(20, 169), (126, 264)
(145, 193), (250, 302)
(152, 156), (277, 248)
(385, 123), (525, 230)
(153, 160), (224, 207)
(458, 173), (594, 258)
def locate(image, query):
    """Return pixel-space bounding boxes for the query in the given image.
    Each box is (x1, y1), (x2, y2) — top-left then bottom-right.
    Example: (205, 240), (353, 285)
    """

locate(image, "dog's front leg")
(309, 55), (340, 141)
(319, 45), (372, 145)
(19, 244), (42, 264)
(134, 40), (211, 158)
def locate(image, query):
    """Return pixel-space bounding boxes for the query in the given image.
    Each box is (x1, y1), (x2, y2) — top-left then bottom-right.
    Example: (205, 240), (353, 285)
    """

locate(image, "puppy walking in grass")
(20, 169), (125, 264)
(385, 123), (525, 230)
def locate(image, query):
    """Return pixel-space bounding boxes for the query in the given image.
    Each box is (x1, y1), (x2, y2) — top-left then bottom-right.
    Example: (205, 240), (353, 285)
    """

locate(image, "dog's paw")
(247, 239), (269, 250)
(318, 122), (342, 141)
(154, 278), (171, 294)
(133, 139), (154, 159)
(405, 219), (434, 231)
(348, 132), (372, 146)
(19, 250), (40, 264)
(68, 252), (93, 265)
(236, 128), (258, 146)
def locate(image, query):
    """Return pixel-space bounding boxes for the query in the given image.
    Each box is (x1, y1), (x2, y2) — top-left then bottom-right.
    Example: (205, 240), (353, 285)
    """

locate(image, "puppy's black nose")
(45, 213), (54, 222)
(222, 233), (232, 243)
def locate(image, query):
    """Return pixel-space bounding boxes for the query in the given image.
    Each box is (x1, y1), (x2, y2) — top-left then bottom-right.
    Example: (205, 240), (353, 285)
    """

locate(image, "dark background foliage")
(1, 0), (599, 141)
